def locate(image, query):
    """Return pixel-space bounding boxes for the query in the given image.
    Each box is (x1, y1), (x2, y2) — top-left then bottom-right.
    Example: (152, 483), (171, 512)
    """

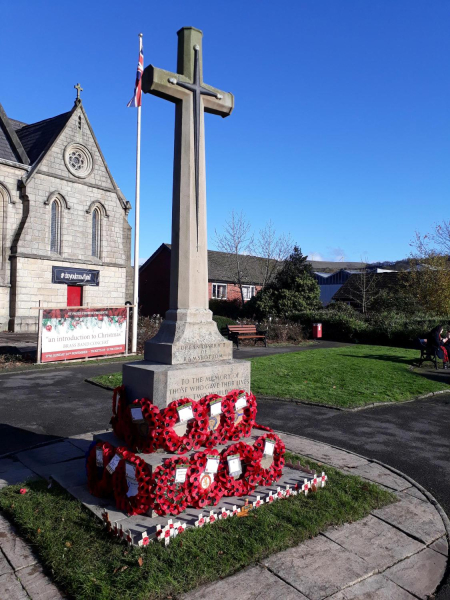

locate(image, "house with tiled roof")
(0, 90), (132, 331)
(138, 244), (368, 316)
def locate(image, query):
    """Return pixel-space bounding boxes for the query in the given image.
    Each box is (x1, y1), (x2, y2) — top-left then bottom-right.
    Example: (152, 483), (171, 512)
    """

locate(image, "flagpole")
(132, 32), (143, 354)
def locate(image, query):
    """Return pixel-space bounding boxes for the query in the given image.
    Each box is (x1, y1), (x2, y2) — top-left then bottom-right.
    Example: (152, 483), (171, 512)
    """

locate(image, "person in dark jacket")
(426, 324), (449, 365)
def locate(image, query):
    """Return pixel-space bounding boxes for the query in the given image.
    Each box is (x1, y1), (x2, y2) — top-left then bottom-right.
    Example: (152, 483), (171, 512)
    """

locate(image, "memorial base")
(123, 359), (251, 409)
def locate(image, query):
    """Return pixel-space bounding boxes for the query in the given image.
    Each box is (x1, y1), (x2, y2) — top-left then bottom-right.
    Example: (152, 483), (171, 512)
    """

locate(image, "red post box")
(312, 323), (322, 339)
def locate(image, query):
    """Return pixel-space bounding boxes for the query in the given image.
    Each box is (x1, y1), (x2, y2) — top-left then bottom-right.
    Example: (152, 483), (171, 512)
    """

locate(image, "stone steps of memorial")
(49, 430), (319, 546)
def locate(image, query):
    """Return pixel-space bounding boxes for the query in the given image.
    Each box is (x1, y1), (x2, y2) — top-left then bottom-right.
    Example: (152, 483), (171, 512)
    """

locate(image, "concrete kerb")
(274, 430), (450, 597)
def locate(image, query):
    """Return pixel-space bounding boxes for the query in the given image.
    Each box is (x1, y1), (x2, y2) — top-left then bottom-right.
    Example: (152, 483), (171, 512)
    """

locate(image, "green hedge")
(213, 315), (237, 333)
(290, 307), (449, 347)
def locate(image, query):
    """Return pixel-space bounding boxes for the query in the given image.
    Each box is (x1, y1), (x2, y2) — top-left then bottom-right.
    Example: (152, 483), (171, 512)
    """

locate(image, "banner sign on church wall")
(52, 266), (100, 286)
(40, 307), (127, 363)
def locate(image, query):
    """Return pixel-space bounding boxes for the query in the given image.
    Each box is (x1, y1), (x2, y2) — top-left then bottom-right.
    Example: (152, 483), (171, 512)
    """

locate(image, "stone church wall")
(1, 105), (132, 332)
(10, 256), (127, 332)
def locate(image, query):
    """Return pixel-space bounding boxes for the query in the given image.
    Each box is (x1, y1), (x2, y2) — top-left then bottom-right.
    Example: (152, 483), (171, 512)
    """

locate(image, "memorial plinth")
(123, 27), (250, 407)
(124, 358), (250, 408)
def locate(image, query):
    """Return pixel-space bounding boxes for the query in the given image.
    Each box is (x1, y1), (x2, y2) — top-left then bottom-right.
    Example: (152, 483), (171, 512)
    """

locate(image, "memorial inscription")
(167, 369), (250, 403)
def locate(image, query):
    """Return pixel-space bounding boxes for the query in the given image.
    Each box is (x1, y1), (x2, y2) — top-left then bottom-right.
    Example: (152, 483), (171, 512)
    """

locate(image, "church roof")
(0, 102), (29, 165)
(16, 111), (72, 164)
(0, 118), (18, 162)
(9, 118), (27, 131)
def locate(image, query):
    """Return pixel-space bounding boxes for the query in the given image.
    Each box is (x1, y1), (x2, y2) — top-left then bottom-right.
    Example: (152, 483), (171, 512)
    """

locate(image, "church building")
(0, 87), (132, 332)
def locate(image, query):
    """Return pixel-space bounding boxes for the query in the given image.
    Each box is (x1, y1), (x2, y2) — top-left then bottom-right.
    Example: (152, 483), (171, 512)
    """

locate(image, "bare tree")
(254, 220), (293, 288)
(344, 256), (378, 314)
(429, 220), (450, 254)
(215, 211), (254, 304)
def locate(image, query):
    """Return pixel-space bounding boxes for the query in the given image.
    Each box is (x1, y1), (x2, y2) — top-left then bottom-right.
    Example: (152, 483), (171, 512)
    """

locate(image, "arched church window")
(92, 208), (101, 258)
(0, 184), (8, 267)
(50, 199), (61, 253)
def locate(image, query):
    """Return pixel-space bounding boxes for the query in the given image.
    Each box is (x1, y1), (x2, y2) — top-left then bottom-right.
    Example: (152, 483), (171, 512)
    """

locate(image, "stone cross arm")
(142, 65), (234, 118)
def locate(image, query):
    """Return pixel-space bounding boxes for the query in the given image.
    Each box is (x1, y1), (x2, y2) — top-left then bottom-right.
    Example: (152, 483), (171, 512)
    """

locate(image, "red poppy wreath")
(217, 442), (256, 497)
(151, 456), (190, 516)
(85, 440), (116, 498)
(225, 390), (257, 442)
(112, 447), (153, 516)
(160, 398), (209, 454)
(186, 448), (224, 508)
(111, 385), (130, 441)
(198, 394), (234, 448)
(125, 398), (163, 453)
(248, 433), (285, 487)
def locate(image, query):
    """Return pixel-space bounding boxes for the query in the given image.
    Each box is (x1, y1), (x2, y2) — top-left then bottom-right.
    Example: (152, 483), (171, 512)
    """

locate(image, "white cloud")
(308, 252), (325, 261)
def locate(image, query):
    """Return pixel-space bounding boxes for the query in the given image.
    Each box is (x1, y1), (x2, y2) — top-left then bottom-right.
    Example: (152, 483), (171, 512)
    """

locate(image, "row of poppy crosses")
(101, 471), (328, 548)
(86, 429), (286, 517)
(110, 388), (262, 455)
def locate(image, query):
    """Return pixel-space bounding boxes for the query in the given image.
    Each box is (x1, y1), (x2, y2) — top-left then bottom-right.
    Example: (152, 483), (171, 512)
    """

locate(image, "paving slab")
(328, 574), (416, 599)
(0, 464), (37, 488)
(49, 458), (86, 489)
(372, 494), (445, 544)
(182, 565), (308, 600)
(66, 429), (109, 452)
(277, 433), (368, 469)
(0, 572), (29, 600)
(263, 534), (375, 600)
(343, 463), (412, 491)
(0, 458), (15, 473)
(0, 519), (38, 570)
(0, 548), (12, 576)
(16, 441), (84, 469)
(384, 548), (447, 599)
(323, 515), (424, 570)
(65, 483), (127, 523)
(402, 486), (428, 502)
(430, 536), (448, 557)
(17, 563), (66, 599)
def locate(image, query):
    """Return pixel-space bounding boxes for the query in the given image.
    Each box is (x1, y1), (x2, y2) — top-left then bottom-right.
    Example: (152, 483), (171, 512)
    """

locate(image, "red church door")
(67, 285), (82, 307)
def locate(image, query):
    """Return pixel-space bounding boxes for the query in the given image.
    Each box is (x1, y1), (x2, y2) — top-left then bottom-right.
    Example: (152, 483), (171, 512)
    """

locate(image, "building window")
(92, 208), (101, 258)
(50, 199), (61, 253)
(212, 283), (227, 299)
(242, 285), (256, 301)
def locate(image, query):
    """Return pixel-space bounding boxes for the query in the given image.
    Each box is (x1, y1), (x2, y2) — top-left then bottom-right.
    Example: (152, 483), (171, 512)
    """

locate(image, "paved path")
(0, 431), (447, 600)
(256, 395), (450, 599)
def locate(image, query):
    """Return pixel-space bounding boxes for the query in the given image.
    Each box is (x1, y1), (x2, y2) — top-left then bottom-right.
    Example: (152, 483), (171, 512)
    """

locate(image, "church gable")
(32, 105), (126, 207)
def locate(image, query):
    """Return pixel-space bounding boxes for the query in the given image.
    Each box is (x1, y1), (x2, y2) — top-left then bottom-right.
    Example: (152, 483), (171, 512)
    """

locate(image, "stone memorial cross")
(123, 27), (250, 407)
(142, 27), (234, 365)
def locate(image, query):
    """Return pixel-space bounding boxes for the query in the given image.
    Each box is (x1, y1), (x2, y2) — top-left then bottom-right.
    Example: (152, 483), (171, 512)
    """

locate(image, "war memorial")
(38, 27), (326, 547)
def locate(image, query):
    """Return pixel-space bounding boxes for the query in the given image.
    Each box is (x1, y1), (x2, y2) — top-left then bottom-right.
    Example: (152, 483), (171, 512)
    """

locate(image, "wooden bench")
(226, 325), (267, 349)
(416, 338), (440, 370)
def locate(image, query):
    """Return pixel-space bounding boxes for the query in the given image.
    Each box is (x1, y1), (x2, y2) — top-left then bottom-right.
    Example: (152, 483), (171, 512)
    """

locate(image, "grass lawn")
(90, 372), (123, 388)
(0, 454), (394, 600)
(250, 345), (450, 408)
(90, 345), (450, 408)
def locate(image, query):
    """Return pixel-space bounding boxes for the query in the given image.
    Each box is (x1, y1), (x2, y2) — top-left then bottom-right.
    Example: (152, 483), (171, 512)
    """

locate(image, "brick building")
(139, 243), (269, 317)
(0, 93), (132, 332)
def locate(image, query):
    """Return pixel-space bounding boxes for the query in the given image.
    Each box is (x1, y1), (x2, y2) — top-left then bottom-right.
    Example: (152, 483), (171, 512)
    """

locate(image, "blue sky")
(1, 0), (449, 263)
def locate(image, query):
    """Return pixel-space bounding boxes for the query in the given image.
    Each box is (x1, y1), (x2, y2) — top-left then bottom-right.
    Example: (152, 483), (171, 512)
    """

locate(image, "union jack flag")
(127, 44), (144, 108)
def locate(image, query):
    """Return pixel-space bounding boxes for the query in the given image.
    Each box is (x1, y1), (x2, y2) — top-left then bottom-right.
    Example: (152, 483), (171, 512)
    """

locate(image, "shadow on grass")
(337, 353), (417, 366)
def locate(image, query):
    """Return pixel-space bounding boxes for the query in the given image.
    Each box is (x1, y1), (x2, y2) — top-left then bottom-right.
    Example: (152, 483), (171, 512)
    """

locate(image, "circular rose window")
(64, 143), (93, 178)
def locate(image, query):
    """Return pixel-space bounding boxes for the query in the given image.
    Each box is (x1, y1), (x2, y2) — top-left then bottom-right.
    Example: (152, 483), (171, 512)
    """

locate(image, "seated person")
(426, 324), (449, 364)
